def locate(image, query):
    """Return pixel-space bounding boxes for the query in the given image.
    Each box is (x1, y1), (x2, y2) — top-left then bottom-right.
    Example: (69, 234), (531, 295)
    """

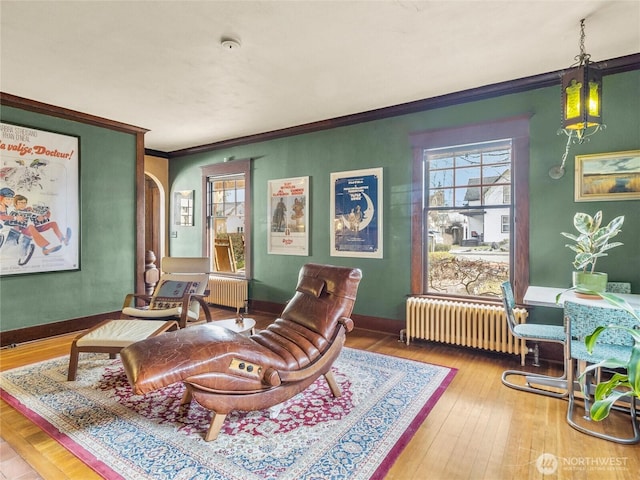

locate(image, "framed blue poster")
(330, 167), (383, 258)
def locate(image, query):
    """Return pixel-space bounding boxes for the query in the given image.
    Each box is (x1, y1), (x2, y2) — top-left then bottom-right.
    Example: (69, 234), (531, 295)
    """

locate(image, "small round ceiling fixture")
(221, 37), (241, 50)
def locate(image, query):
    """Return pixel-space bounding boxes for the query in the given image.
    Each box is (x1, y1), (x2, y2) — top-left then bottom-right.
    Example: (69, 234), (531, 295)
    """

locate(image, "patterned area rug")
(1, 347), (455, 480)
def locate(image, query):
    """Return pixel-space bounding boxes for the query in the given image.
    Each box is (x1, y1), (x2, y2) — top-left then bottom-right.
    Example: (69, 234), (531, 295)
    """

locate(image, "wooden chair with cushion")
(121, 256), (212, 329)
(120, 263), (362, 441)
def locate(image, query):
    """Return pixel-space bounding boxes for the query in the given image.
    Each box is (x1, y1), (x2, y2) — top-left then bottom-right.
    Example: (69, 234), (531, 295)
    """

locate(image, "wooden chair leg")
(67, 345), (79, 381)
(205, 413), (227, 442)
(324, 370), (342, 398)
(181, 387), (192, 405)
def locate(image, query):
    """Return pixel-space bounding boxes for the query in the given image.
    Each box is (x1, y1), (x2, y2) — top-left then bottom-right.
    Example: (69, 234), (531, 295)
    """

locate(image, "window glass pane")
(454, 166), (481, 188)
(501, 215), (510, 233)
(503, 185), (511, 204)
(462, 179), (482, 206)
(455, 152), (481, 168)
(483, 186), (511, 205)
(423, 141), (512, 298)
(482, 163), (510, 182)
(427, 155), (454, 170)
(223, 189), (235, 203)
(208, 173), (245, 273)
(483, 148), (511, 165)
(428, 188), (454, 208)
(455, 187), (470, 207)
(179, 197), (193, 226)
(429, 168), (454, 189)
(425, 208), (510, 297)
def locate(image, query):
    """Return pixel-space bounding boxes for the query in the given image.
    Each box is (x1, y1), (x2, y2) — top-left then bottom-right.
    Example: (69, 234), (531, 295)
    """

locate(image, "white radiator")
(206, 276), (248, 313)
(403, 297), (528, 364)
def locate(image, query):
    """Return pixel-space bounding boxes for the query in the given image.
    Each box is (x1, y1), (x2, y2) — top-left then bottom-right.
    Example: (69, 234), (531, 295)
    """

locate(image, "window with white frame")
(501, 215), (510, 233)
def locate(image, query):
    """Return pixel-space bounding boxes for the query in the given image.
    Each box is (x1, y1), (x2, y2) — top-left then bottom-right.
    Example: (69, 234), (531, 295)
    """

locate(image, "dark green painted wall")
(3, 71), (635, 333)
(169, 70), (640, 326)
(0, 107), (137, 331)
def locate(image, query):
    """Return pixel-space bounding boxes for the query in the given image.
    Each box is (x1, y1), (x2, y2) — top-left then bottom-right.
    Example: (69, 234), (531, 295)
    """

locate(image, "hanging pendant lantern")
(551, 18), (606, 179)
(559, 19), (605, 142)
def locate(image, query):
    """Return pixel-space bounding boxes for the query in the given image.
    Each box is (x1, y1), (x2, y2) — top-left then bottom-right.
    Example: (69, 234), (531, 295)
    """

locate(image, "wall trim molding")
(167, 53), (640, 158)
(249, 299), (401, 336)
(1, 312), (119, 348)
(0, 93), (148, 135)
(1, 304), (401, 348)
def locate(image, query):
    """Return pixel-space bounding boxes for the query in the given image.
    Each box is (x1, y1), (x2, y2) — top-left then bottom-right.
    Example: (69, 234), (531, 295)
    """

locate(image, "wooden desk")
(524, 286), (640, 310)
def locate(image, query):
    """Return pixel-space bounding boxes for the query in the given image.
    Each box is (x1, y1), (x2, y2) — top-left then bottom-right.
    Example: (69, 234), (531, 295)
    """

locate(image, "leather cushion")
(296, 276), (325, 298)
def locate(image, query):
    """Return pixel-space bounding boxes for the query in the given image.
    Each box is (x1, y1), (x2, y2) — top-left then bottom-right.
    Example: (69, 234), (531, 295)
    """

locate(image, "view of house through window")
(423, 140), (512, 297)
(206, 174), (246, 274)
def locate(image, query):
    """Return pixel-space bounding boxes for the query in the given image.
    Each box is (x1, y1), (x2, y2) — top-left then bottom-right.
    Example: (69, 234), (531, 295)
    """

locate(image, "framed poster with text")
(0, 122), (80, 276)
(267, 176), (309, 255)
(330, 167), (382, 258)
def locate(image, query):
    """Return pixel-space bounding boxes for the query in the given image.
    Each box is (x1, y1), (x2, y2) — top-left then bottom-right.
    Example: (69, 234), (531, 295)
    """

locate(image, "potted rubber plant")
(561, 211), (625, 293)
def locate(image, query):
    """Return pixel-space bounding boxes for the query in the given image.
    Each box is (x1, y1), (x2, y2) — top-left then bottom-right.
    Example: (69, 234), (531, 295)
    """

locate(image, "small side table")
(67, 319), (178, 380)
(212, 317), (256, 336)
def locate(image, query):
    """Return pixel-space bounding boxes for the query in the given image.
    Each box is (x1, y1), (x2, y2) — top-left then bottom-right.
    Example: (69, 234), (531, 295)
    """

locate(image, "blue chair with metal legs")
(564, 300), (639, 444)
(500, 281), (569, 398)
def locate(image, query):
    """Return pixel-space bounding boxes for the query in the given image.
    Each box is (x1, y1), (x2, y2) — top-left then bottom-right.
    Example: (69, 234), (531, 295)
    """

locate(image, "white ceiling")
(1, 1), (639, 153)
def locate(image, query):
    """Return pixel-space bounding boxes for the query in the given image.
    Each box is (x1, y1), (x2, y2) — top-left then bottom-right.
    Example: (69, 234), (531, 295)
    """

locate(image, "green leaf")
(573, 212), (594, 235)
(629, 344), (640, 395)
(600, 241), (624, 252)
(580, 357), (628, 377)
(593, 374), (629, 404)
(606, 215), (625, 234)
(590, 390), (629, 421)
(561, 232), (580, 241)
(584, 326), (607, 354)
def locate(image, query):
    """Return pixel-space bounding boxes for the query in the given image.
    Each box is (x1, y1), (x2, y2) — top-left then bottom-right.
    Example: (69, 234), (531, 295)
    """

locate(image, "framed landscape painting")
(575, 150), (640, 202)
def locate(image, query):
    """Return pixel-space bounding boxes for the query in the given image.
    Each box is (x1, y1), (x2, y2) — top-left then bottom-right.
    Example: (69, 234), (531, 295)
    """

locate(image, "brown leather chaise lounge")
(120, 263), (362, 441)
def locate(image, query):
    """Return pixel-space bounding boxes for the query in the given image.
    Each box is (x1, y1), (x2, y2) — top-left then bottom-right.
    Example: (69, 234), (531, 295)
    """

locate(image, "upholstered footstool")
(67, 319), (178, 380)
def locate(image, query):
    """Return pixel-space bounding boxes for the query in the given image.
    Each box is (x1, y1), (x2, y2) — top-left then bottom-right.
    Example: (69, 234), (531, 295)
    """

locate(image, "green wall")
(0, 107), (137, 331)
(170, 70), (640, 326)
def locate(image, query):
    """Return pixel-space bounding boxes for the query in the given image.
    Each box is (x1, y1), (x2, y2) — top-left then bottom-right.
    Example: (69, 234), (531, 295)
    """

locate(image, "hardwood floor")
(1, 309), (638, 479)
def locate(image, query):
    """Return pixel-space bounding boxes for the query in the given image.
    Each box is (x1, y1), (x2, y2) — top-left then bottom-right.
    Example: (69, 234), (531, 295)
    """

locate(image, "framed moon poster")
(330, 167), (383, 258)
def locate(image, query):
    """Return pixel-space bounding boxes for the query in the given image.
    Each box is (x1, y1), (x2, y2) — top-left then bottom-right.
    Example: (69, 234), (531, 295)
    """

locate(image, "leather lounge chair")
(120, 263), (362, 441)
